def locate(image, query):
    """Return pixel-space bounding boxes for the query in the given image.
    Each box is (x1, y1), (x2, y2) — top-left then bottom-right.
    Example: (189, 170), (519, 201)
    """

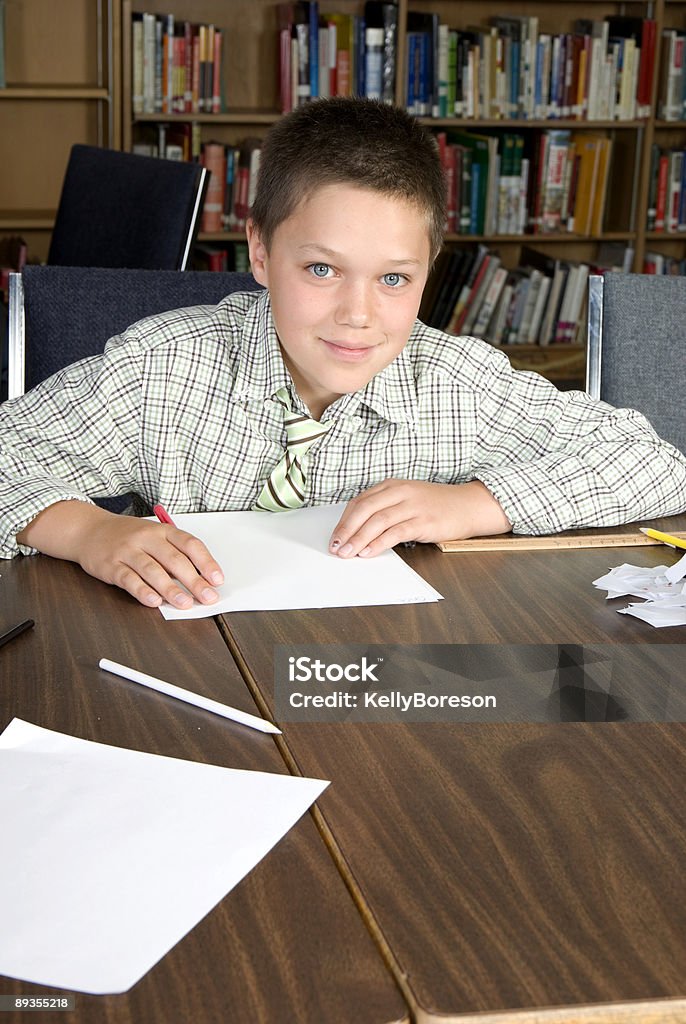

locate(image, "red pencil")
(153, 504), (176, 526)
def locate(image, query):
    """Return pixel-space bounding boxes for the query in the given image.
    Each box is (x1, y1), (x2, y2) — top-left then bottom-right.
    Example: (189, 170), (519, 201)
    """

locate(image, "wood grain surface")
(0, 555), (408, 1024)
(220, 522), (686, 1023)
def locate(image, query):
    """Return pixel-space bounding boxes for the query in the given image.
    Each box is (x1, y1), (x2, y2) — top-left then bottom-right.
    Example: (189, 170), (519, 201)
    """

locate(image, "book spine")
(655, 153), (669, 232)
(309, 1), (319, 98)
(212, 28), (222, 113)
(201, 143), (226, 233)
(365, 26), (383, 98)
(132, 15), (144, 115)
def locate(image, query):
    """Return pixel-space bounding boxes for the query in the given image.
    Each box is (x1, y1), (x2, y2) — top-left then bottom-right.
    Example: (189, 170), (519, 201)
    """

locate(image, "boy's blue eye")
(382, 273), (403, 287)
(309, 263), (332, 278)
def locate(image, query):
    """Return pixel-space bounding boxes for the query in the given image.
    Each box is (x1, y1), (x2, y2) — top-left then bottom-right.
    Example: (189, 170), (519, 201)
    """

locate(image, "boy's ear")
(246, 219), (269, 286)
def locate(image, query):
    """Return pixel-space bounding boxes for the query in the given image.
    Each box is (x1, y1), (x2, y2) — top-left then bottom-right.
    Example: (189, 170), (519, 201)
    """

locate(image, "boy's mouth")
(322, 339), (376, 361)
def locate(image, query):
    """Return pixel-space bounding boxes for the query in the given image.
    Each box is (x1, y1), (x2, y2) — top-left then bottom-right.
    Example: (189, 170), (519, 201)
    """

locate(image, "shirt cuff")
(1, 493), (95, 558)
(474, 466), (578, 535)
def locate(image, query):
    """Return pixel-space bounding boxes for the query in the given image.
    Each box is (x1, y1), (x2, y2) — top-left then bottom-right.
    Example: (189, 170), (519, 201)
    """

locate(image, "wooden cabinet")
(0, 0), (121, 263)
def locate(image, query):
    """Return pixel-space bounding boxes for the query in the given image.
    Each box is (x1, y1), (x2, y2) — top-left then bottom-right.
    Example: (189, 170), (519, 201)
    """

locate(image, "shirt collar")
(232, 290), (291, 403)
(231, 290), (419, 426)
(353, 342), (419, 425)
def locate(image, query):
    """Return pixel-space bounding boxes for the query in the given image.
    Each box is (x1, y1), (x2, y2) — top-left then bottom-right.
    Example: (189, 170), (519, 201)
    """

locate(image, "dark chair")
(7, 265), (262, 399)
(586, 273), (686, 455)
(47, 145), (209, 271)
(6, 265), (262, 511)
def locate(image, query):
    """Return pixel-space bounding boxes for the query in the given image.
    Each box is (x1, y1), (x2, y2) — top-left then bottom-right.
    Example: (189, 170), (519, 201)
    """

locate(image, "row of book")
(133, 132), (263, 233)
(132, 13), (225, 115)
(438, 128), (612, 237)
(192, 241), (250, 274)
(647, 145), (686, 233)
(643, 252), (686, 274)
(193, 238), (683, 283)
(132, 121), (202, 162)
(199, 139), (263, 234)
(278, 2), (398, 111)
(135, 122), (615, 239)
(406, 15), (655, 122)
(659, 29), (686, 121)
(421, 243), (634, 346)
(277, 9), (657, 122)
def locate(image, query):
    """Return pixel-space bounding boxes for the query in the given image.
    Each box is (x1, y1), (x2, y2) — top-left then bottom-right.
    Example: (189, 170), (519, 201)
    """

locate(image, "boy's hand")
(17, 501), (224, 609)
(329, 480), (512, 558)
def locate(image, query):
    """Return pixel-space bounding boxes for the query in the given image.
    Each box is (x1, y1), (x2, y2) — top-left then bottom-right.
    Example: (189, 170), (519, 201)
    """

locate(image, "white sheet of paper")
(157, 504), (443, 619)
(618, 602), (686, 627)
(593, 558), (686, 628)
(0, 719), (328, 994)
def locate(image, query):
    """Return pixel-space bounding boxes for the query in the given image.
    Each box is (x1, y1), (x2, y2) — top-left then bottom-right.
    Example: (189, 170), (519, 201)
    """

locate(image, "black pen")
(0, 618), (35, 649)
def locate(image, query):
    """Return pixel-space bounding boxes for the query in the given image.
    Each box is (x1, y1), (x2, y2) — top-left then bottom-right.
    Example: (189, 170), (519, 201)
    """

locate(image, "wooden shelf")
(419, 118), (648, 130)
(443, 232), (637, 244)
(495, 344), (587, 382)
(0, 210), (55, 230)
(134, 110), (280, 125)
(644, 231), (686, 240)
(197, 231), (638, 245)
(0, 86), (110, 100)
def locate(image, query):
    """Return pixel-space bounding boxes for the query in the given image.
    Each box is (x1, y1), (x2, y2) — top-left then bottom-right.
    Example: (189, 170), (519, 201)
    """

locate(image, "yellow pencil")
(639, 527), (686, 551)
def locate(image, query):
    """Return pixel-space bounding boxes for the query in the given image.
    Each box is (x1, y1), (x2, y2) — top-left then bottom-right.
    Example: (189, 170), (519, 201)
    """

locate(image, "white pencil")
(98, 658), (281, 734)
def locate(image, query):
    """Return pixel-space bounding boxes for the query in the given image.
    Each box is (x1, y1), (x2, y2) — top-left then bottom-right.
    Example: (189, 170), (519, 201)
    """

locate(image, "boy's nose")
(335, 280), (373, 328)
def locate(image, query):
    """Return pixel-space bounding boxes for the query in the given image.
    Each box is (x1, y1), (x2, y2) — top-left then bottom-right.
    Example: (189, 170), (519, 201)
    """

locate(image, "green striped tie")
(254, 388), (331, 512)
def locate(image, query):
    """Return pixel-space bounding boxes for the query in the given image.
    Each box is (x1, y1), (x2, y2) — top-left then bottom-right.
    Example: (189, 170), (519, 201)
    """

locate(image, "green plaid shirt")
(2, 288), (685, 557)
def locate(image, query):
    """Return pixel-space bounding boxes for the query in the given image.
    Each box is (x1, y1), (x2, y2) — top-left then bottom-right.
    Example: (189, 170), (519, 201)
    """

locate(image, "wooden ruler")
(436, 531), (686, 553)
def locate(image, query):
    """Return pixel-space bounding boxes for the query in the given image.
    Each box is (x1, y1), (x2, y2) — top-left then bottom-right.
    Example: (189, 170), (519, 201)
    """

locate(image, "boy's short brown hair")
(249, 97), (446, 262)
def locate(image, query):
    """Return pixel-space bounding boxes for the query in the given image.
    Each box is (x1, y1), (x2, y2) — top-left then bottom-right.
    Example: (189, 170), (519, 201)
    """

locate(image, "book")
(462, 255), (502, 334)
(234, 138), (262, 228)
(364, 1), (398, 103)
(659, 29), (686, 120)
(432, 249), (472, 329)
(447, 131), (497, 235)
(589, 137), (613, 235)
(540, 130), (572, 234)
(568, 133), (603, 235)
(407, 11), (439, 116)
(472, 265), (508, 337)
(527, 274), (552, 343)
(200, 142), (226, 233)
(654, 152), (670, 232)
(553, 262), (589, 342)
(539, 260), (569, 344)
(193, 242), (229, 272)
(445, 245), (490, 333)
(515, 268), (543, 341)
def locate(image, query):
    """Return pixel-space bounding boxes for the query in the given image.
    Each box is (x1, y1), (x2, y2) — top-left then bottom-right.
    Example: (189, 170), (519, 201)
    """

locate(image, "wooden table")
(0, 555), (408, 1024)
(220, 518), (686, 1024)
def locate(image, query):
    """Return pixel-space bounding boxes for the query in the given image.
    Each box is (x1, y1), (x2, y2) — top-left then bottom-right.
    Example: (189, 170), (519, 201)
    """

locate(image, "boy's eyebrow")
(297, 244), (423, 266)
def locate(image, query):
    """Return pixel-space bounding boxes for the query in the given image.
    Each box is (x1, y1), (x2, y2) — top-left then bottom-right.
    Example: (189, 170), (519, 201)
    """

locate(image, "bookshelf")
(9, 0), (686, 379)
(0, 0), (120, 263)
(119, 1), (674, 384)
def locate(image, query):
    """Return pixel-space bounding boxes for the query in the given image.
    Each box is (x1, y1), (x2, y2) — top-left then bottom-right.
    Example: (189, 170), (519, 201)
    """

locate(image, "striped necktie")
(254, 388), (331, 511)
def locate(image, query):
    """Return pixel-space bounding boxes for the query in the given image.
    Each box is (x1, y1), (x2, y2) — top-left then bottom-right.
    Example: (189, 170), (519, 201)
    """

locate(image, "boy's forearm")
(16, 500), (107, 562)
(453, 480), (512, 538)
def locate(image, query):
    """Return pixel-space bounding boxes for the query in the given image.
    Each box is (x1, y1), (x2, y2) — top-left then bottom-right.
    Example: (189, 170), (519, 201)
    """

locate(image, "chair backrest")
(586, 273), (686, 455)
(47, 145), (208, 271)
(8, 265), (263, 399)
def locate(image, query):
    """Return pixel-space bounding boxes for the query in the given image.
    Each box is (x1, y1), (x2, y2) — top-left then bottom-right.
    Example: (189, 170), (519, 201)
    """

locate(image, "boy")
(1, 98), (685, 610)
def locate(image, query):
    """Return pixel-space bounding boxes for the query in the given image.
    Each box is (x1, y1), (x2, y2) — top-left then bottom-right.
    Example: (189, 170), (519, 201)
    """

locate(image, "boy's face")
(247, 184), (431, 420)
